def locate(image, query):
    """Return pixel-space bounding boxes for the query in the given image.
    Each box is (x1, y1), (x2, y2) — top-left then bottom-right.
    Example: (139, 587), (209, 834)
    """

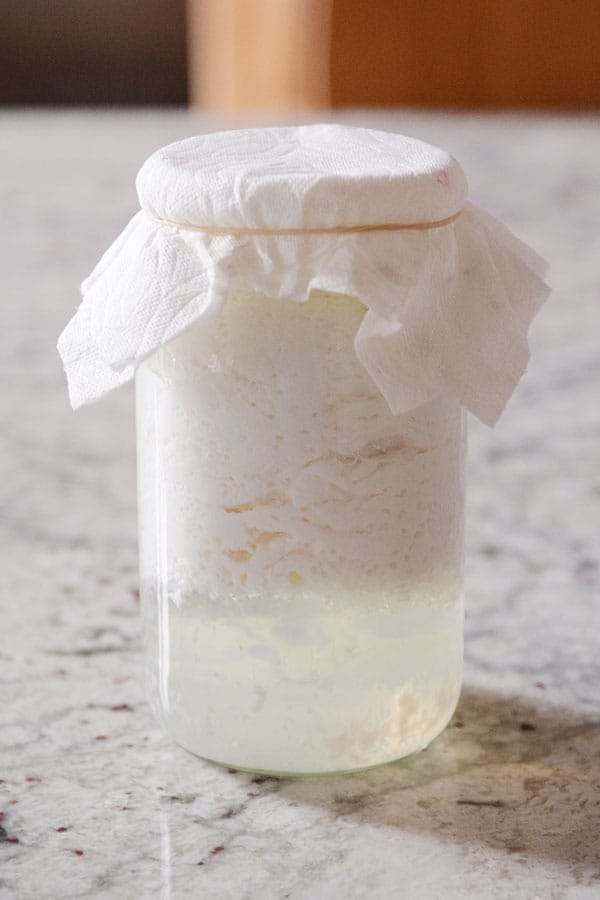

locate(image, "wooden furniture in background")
(188, 0), (333, 113)
(2, 0), (599, 109)
(330, 0), (600, 108)
(187, 0), (600, 112)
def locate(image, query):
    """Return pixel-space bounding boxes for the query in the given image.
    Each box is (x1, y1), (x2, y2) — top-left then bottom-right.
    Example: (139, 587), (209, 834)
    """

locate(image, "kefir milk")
(136, 290), (466, 773)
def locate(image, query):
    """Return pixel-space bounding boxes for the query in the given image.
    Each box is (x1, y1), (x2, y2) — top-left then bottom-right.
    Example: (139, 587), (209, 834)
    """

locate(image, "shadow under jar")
(136, 289), (467, 775)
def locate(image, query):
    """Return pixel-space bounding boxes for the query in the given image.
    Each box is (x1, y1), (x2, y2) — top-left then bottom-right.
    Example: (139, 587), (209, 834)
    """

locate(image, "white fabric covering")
(58, 124), (549, 425)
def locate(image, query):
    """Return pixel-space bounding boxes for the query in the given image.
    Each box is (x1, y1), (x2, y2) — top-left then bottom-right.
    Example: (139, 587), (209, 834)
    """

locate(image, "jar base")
(162, 698), (459, 778)
(189, 744), (431, 778)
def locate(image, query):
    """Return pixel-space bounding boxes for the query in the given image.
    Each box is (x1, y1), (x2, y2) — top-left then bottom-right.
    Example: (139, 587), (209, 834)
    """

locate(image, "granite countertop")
(1, 110), (599, 899)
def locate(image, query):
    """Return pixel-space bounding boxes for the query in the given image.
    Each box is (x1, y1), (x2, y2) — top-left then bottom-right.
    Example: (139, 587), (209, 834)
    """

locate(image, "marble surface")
(1, 110), (599, 899)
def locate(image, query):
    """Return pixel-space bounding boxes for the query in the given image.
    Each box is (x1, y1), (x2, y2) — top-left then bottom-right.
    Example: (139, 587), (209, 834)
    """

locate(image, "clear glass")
(136, 290), (466, 775)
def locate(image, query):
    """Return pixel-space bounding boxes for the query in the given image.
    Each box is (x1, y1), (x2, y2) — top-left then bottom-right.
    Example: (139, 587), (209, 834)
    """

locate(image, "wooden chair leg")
(187, 0), (333, 113)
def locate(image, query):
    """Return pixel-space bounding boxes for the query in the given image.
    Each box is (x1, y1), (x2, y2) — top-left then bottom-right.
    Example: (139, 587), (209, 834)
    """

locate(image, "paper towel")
(57, 124), (549, 425)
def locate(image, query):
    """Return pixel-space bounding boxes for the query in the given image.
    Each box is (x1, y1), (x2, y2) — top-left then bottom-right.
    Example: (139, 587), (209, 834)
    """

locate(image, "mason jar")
(58, 124), (547, 777)
(136, 288), (466, 774)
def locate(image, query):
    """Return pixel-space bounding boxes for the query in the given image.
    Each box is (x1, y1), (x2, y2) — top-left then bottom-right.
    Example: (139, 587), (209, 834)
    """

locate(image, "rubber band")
(147, 209), (463, 237)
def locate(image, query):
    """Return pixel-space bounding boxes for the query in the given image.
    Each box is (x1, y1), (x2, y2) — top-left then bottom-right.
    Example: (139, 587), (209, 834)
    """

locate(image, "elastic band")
(147, 209), (463, 237)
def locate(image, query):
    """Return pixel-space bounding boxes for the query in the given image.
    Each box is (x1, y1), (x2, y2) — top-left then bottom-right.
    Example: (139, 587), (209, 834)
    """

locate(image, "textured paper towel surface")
(57, 124), (549, 425)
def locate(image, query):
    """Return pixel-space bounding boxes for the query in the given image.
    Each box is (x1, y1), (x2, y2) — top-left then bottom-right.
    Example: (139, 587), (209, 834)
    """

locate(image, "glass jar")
(58, 126), (547, 774)
(136, 288), (466, 775)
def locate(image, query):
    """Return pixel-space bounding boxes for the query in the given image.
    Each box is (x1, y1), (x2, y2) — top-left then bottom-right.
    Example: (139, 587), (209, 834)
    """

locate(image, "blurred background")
(2, 5), (600, 893)
(2, 0), (599, 112)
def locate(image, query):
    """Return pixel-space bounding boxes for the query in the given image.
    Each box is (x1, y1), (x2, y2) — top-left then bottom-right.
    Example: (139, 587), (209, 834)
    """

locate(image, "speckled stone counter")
(1, 110), (599, 899)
